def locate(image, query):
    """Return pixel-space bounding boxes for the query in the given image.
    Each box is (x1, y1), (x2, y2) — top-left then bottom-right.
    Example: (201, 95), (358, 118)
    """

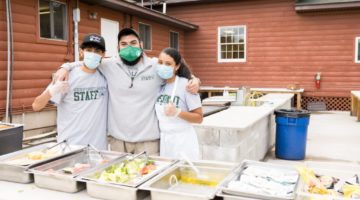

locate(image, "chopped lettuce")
(97, 158), (156, 183)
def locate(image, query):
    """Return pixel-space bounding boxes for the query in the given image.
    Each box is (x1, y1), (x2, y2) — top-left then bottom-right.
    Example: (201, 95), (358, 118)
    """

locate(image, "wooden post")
(357, 98), (360, 122)
(296, 93), (302, 110)
(351, 94), (357, 116)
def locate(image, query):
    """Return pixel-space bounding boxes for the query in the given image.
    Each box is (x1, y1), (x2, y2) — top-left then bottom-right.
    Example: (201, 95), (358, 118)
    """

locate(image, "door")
(101, 18), (119, 57)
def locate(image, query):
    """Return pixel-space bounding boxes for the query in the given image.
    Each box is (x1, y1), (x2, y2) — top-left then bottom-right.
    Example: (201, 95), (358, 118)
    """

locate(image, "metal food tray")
(296, 162), (360, 200)
(28, 148), (127, 193)
(79, 154), (178, 200)
(0, 142), (84, 183)
(189, 159), (237, 170)
(140, 160), (236, 200)
(218, 160), (299, 200)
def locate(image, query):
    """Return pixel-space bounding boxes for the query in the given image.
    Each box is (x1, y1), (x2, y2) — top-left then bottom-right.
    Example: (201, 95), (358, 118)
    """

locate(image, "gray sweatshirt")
(61, 55), (163, 142)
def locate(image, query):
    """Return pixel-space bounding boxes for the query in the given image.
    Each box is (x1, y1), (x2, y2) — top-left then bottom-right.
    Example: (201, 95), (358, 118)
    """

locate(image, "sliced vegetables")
(97, 158), (156, 183)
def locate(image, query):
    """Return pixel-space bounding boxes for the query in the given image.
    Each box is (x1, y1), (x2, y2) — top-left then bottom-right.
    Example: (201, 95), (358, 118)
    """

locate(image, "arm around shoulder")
(54, 61), (83, 82)
(186, 75), (201, 94)
(60, 61), (83, 71)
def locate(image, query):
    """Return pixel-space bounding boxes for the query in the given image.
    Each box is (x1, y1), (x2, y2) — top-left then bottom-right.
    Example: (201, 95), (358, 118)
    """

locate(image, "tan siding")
(167, 0), (360, 97)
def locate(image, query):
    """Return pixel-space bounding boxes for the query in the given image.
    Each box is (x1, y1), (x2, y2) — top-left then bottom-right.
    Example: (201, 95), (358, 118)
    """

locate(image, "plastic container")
(274, 109), (311, 160)
(0, 122), (24, 156)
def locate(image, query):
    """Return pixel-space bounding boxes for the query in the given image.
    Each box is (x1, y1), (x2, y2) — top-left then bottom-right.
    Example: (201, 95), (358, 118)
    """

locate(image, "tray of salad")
(78, 151), (178, 200)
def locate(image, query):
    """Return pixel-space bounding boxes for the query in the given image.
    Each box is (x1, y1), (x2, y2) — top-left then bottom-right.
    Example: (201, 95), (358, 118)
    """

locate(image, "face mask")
(83, 51), (102, 69)
(156, 64), (174, 79)
(119, 46), (142, 66)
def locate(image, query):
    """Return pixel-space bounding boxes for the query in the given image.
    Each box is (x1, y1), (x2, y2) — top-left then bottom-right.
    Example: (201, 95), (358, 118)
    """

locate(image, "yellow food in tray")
(180, 175), (219, 187)
(343, 184), (360, 198)
(27, 151), (58, 160)
(178, 168), (222, 187)
(0, 124), (12, 130)
(297, 166), (330, 195)
(297, 166), (360, 199)
(5, 150), (59, 165)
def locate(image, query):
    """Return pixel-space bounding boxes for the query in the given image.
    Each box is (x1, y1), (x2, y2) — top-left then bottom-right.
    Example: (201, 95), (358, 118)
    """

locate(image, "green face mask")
(119, 46), (142, 62)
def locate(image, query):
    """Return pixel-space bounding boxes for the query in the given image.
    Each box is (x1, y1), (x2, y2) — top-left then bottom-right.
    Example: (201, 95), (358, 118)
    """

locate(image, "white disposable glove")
(47, 81), (69, 97)
(164, 102), (181, 117)
(186, 77), (200, 94)
(53, 67), (70, 82)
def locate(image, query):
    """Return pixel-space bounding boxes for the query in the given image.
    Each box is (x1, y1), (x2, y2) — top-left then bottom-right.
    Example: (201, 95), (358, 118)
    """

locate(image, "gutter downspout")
(163, 2), (167, 13)
(5, 0), (13, 123)
(73, 0), (80, 61)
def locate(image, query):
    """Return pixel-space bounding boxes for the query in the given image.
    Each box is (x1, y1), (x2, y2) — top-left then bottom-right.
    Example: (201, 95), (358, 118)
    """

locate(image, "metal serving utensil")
(87, 144), (105, 161)
(42, 140), (67, 154)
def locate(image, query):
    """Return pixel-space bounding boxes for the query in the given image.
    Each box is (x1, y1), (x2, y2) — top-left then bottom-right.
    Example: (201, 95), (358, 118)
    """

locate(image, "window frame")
(169, 31), (180, 50)
(355, 37), (360, 63)
(217, 25), (247, 63)
(37, 0), (68, 45)
(138, 22), (152, 51)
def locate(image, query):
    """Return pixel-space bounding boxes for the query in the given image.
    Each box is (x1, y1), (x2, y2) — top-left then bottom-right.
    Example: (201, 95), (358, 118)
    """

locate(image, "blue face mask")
(84, 51), (102, 69)
(156, 64), (174, 79)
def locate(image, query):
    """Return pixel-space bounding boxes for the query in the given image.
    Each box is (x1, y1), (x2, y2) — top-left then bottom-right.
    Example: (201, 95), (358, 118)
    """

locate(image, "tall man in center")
(56, 28), (200, 155)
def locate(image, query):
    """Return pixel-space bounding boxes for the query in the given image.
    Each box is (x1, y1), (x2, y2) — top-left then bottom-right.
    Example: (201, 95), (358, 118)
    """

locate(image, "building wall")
(77, 2), (185, 58)
(0, 0), (185, 117)
(0, 0), (73, 116)
(167, 0), (360, 97)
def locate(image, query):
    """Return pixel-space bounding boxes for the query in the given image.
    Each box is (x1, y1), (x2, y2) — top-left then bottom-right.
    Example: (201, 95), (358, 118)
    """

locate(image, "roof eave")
(80, 0), (198, 31)
(295, 1), (360, 12)
(148, 0), (235, 6)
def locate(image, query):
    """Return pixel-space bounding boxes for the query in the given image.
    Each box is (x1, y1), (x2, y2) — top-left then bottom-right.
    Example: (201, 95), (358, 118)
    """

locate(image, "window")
(356, 37), (360, 63)
(218, 26), (246, 62)
(39, 0), (67, 40)
(139, 23), (152, 50)
(170, 31), (179, 50)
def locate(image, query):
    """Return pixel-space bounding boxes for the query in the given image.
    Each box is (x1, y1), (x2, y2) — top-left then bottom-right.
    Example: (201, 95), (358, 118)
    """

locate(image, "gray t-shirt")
(99, 56), (164, 142)
(51, 67), (108, 150)
(156, 76), (202, 112)
(62, 55), (164, 142)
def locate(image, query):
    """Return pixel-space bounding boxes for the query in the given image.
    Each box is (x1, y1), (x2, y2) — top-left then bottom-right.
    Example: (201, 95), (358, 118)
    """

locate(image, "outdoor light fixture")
(89, 11), (97, 20)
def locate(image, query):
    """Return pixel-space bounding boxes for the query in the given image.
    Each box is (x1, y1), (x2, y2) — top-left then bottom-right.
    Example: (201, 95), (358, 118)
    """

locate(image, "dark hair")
(117, 28), (141, 43)
(80, 43), (105, 52)
(162, 48), (192, 79)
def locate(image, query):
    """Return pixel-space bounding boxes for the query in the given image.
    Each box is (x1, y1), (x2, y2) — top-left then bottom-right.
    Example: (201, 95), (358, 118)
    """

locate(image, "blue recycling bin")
(274, 109), (311, 160)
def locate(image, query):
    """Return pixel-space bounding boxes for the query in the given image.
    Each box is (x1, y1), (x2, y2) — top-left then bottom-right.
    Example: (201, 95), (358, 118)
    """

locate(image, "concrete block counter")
(195, 93), (294, 162)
